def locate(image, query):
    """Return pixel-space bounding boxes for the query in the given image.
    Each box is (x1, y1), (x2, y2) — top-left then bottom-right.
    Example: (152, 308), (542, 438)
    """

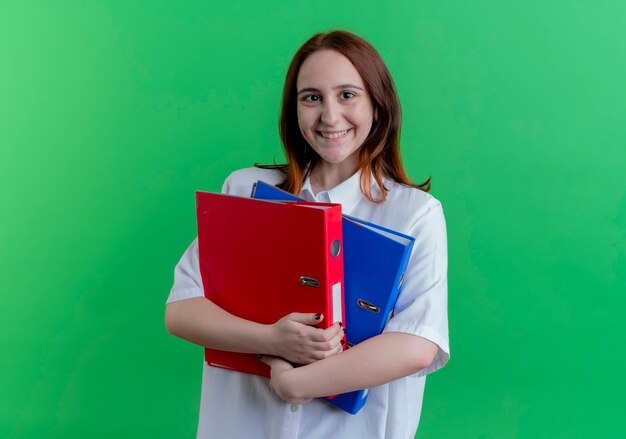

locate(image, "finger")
(306, 336), (344, 359)
(328, 328), (345, 350)
(308, 339), (338, 354)
(287, 312), (324, 326)
(304, 324), (342, 345)
(259, 354), (294, 372)
(258, 354), (284, 366)
(325, 338), (345, 357)
(324, 342), (344, 358)
(314, 322), (342, 342)
(258, 354), (274, 366)
(314, 326), (344, 349)
(332, 341), (344, 356)
(305, 339), (345, 362)
(307, 326), (338, 343)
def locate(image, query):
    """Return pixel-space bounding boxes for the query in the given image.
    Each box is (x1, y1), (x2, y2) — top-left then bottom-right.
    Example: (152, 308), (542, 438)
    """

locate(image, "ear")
(373, 107), (379, 122)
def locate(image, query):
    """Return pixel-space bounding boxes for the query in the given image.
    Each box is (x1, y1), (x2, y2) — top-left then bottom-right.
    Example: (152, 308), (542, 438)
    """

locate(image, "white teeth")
(320, 129), (349, 139)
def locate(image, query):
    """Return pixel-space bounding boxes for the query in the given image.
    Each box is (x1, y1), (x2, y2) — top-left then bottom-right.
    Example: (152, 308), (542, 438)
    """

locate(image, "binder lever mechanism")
(357, 299), (380, 314)
(300, 277), (320, 288)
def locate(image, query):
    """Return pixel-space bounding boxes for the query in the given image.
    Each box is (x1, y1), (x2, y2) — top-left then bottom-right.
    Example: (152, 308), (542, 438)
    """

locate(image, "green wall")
(1, 1), (624, 437)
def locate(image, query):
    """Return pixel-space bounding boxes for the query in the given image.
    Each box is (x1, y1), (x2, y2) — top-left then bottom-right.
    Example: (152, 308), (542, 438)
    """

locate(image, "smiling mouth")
(318, 129), (351, 139)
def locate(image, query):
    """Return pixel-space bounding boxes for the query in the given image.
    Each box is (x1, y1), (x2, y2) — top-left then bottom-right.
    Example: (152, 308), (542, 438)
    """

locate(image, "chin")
(319, 154), (350, 165)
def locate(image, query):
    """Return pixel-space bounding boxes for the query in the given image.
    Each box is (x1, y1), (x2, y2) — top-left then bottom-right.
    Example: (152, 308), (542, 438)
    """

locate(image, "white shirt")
(168, 167), (449, 439)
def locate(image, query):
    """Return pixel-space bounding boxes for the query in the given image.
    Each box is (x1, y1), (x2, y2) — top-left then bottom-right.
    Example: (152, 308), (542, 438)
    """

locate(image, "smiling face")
(296, 50), (375, 176)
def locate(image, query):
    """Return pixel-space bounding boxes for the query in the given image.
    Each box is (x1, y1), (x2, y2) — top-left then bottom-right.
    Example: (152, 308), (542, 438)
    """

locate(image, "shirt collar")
(299, 170), (381, 213)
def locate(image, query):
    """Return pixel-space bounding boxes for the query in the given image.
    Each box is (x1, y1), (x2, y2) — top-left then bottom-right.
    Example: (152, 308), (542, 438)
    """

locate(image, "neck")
(309, 161), (359, 195)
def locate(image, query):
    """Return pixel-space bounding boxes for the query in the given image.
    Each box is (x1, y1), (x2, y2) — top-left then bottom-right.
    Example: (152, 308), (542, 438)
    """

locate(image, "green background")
(1, 1), (625, 437)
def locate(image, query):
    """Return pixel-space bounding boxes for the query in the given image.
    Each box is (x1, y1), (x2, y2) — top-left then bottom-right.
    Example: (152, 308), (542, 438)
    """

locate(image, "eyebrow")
(297, 84), (365, 95)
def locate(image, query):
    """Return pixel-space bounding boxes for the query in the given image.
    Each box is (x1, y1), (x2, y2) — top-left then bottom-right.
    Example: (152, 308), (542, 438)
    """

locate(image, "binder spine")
(381, 245), (414, 321)
(324, 206), (346, 337)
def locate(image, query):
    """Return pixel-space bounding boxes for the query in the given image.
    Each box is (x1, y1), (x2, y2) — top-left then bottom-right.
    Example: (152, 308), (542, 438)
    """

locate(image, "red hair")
(258, 30), (429, 202)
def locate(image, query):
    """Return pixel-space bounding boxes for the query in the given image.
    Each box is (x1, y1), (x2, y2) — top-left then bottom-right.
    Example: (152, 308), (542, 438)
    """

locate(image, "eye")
(341, 91), (356, 100)
(302, 94), (321, 102)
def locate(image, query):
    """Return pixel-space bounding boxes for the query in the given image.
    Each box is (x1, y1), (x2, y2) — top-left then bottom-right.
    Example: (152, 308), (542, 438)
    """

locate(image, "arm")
(261, 200), (449, 403)
(261, 332), (438, 404)
(166, 233), (344, 365)
(165, 297), (344, 364)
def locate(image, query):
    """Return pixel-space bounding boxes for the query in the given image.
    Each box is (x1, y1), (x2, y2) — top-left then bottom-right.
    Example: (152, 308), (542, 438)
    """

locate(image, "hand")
(259, 355), (312, 404)
(267, 313), (344, 365)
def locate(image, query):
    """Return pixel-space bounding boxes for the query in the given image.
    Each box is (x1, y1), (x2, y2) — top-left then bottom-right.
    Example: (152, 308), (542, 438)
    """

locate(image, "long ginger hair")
(258, 30), (429, 202)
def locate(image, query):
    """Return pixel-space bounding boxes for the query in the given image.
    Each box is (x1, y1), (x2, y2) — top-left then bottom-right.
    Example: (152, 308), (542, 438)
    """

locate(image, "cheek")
(296, 107), (306, 128)
(354, 111), (374, 134)
(297, 108), (316, 135)
(349, 102), (374, 125)
(296, 117), (307, 139)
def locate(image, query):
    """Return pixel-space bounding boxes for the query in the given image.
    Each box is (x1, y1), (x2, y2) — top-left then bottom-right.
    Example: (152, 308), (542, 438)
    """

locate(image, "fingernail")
(314, 313), (321, 320)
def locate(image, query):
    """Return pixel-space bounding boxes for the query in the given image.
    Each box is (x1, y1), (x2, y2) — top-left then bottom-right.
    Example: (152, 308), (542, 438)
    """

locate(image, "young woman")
(166, 30), (449, 439)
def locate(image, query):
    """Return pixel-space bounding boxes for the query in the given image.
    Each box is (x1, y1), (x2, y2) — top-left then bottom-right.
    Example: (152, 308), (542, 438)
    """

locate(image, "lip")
(316, 128), (352, 141)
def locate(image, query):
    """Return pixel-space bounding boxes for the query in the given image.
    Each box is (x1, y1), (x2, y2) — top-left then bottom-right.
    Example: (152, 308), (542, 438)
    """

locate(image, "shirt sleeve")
(167, 238), (204, 303)
(382, 200), (450, 377)
(166, 174), (237, 304)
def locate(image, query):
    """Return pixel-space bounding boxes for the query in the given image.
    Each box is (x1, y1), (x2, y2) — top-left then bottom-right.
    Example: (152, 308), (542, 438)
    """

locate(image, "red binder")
(196, 192), (346, 378)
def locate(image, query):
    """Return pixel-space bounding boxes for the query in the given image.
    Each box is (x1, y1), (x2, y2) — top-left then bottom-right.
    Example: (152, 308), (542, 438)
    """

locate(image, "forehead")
(296, 49), (365, 88)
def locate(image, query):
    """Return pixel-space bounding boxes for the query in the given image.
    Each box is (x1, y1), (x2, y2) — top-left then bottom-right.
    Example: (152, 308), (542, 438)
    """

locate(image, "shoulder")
(381, 179), (445, 232)
(222, 167), (287, 197)
(385, 179), (442, 216)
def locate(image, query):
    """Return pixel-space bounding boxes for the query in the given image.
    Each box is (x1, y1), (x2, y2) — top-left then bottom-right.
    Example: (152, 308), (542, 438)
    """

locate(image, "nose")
(320, 100), (339, 126)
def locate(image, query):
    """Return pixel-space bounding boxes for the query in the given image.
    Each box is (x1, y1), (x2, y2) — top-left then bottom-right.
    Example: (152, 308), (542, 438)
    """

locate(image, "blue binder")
(251, 180), (415, 414)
